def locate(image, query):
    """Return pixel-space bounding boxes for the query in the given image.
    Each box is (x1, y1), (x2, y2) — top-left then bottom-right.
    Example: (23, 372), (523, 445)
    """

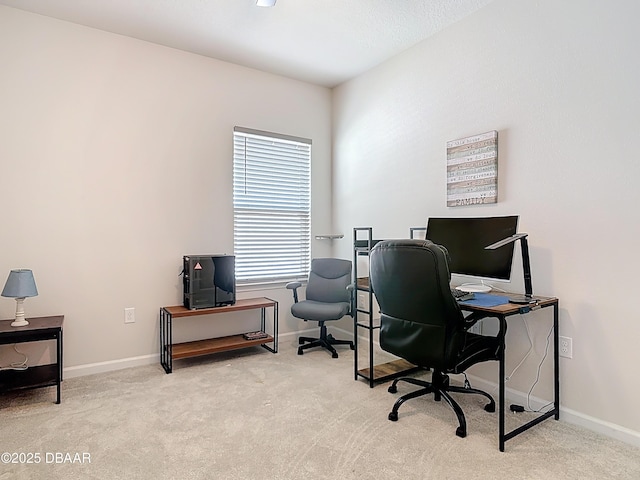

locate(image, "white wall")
(0, 6), (333, 371)
(332, 0), (640, 438)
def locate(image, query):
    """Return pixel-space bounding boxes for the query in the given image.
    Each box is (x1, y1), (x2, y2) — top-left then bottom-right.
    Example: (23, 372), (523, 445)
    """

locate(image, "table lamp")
(2, 269), (38, 327)
(485, 233), (537, 304)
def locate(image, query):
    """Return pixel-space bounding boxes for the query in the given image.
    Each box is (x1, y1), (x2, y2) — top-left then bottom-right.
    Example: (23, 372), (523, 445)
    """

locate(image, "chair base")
(298, 322), (354, 358)
(387, 371), (495, 438)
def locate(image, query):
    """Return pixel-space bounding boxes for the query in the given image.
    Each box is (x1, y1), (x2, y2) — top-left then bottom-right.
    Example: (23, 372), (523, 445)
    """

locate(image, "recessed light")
(256, 0), (277, 7)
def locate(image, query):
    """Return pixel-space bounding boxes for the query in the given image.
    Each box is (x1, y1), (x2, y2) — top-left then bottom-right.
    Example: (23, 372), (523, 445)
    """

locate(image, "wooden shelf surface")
(171, 334), (275, 360)
(163, 297), (276, 318)
(357, 358), (419, 382)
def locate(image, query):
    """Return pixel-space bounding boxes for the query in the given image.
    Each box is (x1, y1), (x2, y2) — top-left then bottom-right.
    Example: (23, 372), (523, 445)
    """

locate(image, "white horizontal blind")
(233, 127), (311, 283)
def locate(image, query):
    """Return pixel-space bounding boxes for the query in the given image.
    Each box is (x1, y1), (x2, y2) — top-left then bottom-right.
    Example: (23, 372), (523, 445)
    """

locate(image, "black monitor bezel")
(425, 215), (519, 281)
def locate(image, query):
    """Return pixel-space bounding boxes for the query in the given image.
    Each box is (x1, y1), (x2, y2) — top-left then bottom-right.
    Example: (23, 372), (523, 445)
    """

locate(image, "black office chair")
(286, 258), (355, 358)
(369, 239), (499, 438)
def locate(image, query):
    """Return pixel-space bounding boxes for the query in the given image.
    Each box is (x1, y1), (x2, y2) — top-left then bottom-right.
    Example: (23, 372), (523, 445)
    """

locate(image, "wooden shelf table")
(160, 297), (278, 373)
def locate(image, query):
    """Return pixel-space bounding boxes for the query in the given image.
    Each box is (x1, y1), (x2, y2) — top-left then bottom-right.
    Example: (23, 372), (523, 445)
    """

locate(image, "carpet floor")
(1, 338), (639, 479)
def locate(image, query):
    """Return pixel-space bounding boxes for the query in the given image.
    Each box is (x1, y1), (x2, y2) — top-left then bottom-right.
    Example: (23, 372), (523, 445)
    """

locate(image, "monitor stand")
(456, 283), (492, 293)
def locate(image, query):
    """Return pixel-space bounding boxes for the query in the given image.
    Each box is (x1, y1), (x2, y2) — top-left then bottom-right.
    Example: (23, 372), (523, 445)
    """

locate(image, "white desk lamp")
(2, 269), (38, 327)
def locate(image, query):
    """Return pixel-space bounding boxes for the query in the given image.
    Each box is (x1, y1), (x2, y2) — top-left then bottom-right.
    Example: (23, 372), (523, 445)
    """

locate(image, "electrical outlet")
(124, 307), (135, 324)
(559, 336), (572, 358)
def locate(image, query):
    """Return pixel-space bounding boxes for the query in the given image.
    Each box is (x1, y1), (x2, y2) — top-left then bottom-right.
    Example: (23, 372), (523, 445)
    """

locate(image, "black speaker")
(183, 255), (235, 309)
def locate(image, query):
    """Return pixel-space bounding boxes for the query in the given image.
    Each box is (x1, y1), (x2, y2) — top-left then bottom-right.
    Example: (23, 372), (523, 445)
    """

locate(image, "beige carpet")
(1, 338), (639, 480)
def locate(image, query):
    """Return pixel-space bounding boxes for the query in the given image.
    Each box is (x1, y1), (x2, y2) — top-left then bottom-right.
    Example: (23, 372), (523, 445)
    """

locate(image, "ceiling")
(0, 0), (494, 87)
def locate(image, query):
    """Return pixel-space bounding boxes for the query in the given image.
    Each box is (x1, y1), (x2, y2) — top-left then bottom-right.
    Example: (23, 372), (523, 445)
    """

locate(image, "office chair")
(369, 239), (499, 438)
(286, 258), (355, 358)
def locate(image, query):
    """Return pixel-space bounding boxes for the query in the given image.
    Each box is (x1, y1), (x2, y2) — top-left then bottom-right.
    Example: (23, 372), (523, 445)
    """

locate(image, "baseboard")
(465, 374), (640, 448)
(64, 354), (157, 379)
(63, 327), (640, 448)
(342, 325), (640, 448)
(64, 328), (319, 379)
(64, 329), (318, 379)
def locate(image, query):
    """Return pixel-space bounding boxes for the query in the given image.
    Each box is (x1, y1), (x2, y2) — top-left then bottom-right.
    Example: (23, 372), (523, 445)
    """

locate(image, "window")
(233, 127), (311, 284)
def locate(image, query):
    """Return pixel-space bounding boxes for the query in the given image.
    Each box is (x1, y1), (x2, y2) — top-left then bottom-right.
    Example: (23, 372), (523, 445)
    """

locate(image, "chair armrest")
(285, 281), (302, 303)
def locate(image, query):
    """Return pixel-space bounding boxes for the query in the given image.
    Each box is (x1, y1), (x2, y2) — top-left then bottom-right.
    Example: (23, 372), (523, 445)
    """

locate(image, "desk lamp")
(2, 269), (38, 327)
(485, 233), (536, 304)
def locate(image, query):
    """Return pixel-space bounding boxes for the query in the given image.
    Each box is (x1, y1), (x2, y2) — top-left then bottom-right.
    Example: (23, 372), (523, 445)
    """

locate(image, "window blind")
(233, 127), (311, 283)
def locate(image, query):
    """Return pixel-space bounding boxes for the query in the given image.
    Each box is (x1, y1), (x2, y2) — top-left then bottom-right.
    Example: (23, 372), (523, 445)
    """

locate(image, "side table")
(0, 315), (64, 404)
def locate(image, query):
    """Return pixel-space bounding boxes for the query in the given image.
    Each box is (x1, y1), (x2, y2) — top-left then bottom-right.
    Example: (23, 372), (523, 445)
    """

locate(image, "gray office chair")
(369, 239), (500, 438)
(286, 258), (355, 358)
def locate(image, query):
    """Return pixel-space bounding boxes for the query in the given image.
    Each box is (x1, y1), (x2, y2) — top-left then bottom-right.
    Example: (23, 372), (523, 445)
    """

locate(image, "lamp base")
(11, 318), (29, 327)
(11, 297), (29, 327)
(507, 294), (538, 305)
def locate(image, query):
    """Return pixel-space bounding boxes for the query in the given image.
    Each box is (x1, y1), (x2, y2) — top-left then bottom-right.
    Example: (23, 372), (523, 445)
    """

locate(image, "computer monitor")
(425, 216), (519, 288)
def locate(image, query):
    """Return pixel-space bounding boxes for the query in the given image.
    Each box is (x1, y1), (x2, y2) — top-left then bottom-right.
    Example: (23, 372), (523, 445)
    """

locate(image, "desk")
(460, 295), (559, 452)
(0, 316), (64, 404)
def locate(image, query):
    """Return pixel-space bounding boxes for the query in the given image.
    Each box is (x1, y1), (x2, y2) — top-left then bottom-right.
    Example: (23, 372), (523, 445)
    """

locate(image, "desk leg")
(554, 303), (560, 420)
(273, 301), (279, 353)
(259, 299), (279, 354)
(160, 309), (173, 374)
(499, 315), (507, 452)
(56, 329), (62, 404)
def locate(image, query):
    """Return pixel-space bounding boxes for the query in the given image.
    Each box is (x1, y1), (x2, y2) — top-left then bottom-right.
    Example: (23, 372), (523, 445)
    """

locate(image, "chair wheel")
(484, 403), (496, 413)
(456, 427), (466, 438)
(388, 412), (398, 422)
(349, 344), (355, 350)
(298, 338), (305, 344)
(332, 352), (339, 359)
(388, 385), (397, 394)
(297, 348), (303, 355)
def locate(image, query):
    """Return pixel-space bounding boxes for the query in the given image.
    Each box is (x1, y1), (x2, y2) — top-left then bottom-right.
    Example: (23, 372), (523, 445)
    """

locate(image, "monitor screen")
(425, 216), (519, 281)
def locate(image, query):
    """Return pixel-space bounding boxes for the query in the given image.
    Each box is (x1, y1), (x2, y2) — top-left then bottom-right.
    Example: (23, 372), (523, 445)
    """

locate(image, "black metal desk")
(460, 295), (559, 451)
(0, 316), (64, 404)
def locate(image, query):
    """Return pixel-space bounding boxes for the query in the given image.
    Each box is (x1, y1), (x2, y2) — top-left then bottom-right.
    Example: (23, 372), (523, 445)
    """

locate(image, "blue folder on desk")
(459, 293), (509, 308)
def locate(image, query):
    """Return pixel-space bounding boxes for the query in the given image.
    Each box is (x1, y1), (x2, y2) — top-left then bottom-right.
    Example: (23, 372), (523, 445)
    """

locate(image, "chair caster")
(388, 412), (398, 422)
(484, 403), (495, 413)
(297, 348), (304, 355)
(388, 385), (397, 394)
(298, 338), (305, 344)
(349, 344), (355, 350)
(456, 427), (466, 438)
(332, 352), (339, 359)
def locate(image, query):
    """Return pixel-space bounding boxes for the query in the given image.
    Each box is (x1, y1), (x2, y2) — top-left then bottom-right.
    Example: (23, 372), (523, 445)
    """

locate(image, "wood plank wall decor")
(446, 130), (498, 207)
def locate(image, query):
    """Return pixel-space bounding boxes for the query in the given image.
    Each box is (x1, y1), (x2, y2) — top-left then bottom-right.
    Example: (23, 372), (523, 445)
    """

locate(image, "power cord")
(0, 344), (29, 371)
(505, 316), (533, 381)
(510, 320), (555, 414)
(525, 323), (554, 413)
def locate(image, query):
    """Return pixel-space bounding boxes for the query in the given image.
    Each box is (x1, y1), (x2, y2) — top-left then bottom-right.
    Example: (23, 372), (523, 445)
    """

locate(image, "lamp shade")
(2, 269), (38, 298)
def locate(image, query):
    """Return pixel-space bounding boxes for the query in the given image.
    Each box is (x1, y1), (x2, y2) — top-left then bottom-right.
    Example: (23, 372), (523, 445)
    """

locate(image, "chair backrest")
(305, 258), (352, 304)
(369, 239), (465, 370)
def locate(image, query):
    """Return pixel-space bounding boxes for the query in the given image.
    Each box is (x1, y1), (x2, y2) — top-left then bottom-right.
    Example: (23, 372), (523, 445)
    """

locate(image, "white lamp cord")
(0, 344), (29, 371)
